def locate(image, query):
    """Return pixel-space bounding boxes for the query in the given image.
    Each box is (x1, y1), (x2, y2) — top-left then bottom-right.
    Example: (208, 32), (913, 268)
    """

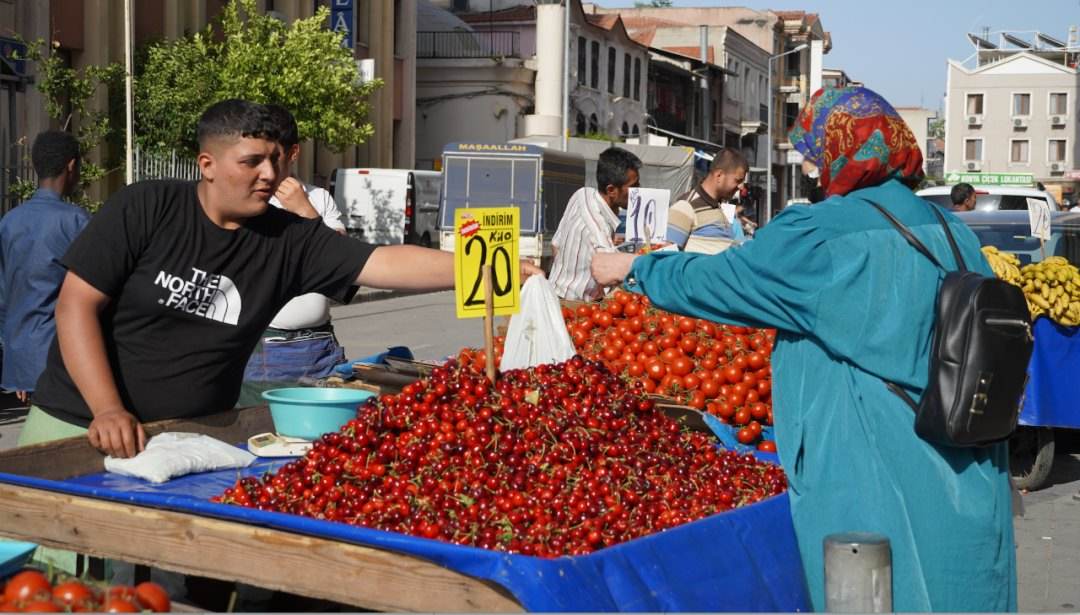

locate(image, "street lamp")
(764, 42), (808, 224)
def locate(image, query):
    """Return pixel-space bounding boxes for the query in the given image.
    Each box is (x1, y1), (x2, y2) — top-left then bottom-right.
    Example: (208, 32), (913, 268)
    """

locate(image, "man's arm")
(665, 200), (694, 250)
(355, 245), (540, 290)
(55, 272), (146, 458)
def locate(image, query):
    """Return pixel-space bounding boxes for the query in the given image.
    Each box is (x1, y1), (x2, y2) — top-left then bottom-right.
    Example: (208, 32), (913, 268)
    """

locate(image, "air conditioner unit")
(1051, 163), (1063, 172)
(967, 115), (982, 126)
(967, 161), (981, 171)
(1013, 117), (1028, 128)
(1051, 115), (1066, 126)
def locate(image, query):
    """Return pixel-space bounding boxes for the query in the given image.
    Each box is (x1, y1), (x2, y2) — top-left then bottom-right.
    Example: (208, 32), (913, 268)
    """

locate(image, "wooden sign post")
(482, 264), (497, 383)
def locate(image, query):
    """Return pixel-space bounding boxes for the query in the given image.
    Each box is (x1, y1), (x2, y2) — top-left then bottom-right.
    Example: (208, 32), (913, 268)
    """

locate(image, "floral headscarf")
(788, 87), (924, 197)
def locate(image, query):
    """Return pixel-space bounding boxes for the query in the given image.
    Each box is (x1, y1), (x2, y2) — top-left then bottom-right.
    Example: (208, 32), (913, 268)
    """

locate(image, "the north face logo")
(155, 267), (242, 325)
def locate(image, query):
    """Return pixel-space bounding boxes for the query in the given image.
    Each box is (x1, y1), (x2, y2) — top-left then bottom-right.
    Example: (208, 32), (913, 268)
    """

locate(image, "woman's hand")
(592, 252), (638, 287)
(520, 259), (544, 281)
(88, 407), (147, 459)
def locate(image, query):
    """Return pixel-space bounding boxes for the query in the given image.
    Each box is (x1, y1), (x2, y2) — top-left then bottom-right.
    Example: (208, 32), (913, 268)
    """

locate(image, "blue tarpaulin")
(0, 451), (809, 611)
(1020, 318), (1080, 429)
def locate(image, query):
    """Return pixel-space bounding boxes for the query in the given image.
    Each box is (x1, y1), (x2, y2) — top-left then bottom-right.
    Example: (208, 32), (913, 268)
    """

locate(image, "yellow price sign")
(454, 208), (520, 319)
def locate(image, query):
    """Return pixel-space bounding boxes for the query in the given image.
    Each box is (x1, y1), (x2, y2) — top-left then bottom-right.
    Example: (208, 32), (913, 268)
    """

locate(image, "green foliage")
(136, 0), (381, 156)
(16, 39), (124, 212)
(579, 131), (621, 143)
(928, 117), (945, 140)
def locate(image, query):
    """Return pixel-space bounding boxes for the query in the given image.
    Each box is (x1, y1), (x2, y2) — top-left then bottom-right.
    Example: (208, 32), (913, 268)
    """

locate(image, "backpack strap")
(924, 201), (969, 273)
(865, 201), (945, 269)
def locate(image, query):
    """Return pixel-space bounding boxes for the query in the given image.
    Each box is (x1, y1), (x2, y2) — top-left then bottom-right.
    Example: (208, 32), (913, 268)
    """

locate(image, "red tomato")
(723, 365), (742, 384)
(700, 378), (720, 398)
(733, 408), (751, 426)
(687, 390), (706, 410)
(21, 600), (62, 612)
(4, 570), (52, 603)
(645, 359), (666, 381)
(627, 361), (645, 378)
(747, 351), (766, 370)
(681, 373), (700, 390)
(670, 357), (693, 377)
(736, 427), (756, 445)
(750, 402), (769, 421)
(134, 582), (171, 613)
(52, 581), (96, 608)
(715, 401), (736, 420)
(757, 440), (777, 453)
(678, 336), (698, 355)
(103, 599), (140, 613)
(624, 302), (641, 317)
(748, 421), (763, 437)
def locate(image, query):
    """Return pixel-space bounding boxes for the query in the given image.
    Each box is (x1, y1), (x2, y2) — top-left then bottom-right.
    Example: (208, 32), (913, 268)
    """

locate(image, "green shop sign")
(944, 172), (1034, 186)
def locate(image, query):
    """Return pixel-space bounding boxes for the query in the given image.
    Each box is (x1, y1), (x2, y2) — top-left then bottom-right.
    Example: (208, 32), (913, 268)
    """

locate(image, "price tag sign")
(625, 188), (671, 242)
(454, 208), (521, 319)
(1027, 197), (1052, 241)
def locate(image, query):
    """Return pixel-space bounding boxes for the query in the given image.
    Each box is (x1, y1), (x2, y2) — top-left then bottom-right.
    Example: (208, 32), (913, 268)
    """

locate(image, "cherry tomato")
(4, 570), (52, 603)
(52, 580), (96, 608)
(757, 440), (777, 453)
(670, 357), (693, 377)
(736, 427), (756, 445)
(135, 582), (171, 613)
(21, 599), (62, 612)
(723, 365), (742, 384)
(103, 598), (140, 613)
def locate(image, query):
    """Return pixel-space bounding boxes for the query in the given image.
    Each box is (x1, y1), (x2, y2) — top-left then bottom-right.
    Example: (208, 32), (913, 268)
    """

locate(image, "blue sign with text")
(331, 0), (354, 49)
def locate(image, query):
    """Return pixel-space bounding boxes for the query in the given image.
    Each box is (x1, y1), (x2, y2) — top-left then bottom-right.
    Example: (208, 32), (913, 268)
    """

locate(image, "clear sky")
(592, 0), (1080, 110)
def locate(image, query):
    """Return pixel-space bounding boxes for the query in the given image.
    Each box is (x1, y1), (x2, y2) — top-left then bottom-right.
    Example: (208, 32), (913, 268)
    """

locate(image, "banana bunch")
(982, 246), (1023, 287)
(1020, 256), (1080, 326)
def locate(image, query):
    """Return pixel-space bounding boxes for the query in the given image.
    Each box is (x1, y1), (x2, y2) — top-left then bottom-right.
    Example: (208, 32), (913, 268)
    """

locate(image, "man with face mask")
(666, 148), (748, 254)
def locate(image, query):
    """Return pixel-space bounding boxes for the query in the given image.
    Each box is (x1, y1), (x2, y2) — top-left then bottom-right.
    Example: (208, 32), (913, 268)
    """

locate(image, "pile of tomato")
(215, 355), (786, 557)
(557, 291), (777, 450)
(0, 569), (170, 613)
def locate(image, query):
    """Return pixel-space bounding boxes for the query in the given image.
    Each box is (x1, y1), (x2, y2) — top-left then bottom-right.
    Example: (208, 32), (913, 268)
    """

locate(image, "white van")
(331, 169), (442, 246)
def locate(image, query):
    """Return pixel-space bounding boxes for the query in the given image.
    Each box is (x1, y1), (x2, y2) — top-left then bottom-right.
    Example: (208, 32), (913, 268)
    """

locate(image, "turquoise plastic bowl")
(263, 387), (376, 440)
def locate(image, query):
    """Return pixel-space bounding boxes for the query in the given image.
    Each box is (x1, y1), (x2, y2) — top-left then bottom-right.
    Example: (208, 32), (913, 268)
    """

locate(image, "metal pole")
(561, 0), (569, 151)
(765, 55), (773, 224)
(699, 25), (709, 143)
(824, 532), (892, 612)
(124, 0), (134, 185)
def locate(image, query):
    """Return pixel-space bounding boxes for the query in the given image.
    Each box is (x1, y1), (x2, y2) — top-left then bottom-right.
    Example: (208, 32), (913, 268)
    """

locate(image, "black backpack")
(867, 200), (1034, 447)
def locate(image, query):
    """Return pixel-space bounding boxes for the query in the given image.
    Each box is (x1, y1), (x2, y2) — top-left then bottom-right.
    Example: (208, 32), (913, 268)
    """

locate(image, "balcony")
(417, 31), (521, 59)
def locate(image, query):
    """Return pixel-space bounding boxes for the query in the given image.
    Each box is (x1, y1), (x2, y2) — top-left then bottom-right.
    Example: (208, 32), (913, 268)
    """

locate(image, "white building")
(896, 107), (939, 176)
(945, 30), (1080, 203)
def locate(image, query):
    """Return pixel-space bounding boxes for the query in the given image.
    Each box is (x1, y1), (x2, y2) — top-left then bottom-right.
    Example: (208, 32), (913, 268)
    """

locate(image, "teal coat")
(627, 179), (1015, 611)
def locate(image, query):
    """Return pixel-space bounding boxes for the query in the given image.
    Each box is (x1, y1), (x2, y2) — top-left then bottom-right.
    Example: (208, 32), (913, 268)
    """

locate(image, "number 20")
(464, 235), (512, 306)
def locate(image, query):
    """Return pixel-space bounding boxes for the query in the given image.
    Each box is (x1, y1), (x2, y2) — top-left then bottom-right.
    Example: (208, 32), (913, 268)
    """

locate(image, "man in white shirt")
(238, 105), (348, 406)
(549, 147), (641, 301)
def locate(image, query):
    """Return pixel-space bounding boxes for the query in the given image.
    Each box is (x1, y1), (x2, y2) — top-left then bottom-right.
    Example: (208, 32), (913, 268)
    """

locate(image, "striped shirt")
(549, 187), (620, 301)
(666, 184), (743, 255)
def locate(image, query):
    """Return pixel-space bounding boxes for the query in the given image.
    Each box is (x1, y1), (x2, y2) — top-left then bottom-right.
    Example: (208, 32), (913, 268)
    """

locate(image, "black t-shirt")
(33, 180), (375, 426)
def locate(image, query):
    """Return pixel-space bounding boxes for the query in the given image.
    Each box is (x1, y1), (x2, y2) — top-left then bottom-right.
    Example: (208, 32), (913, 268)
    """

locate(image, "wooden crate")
(0, 407), (520, 612)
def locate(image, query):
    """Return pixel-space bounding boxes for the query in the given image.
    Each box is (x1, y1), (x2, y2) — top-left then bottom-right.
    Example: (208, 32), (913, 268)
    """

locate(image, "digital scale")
(247, 432), (314, 458)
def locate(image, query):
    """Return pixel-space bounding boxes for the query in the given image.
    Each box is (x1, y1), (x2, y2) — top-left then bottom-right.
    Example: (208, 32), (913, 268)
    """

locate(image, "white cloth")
(548, 187), (620, 301)
(268, 184), (346, 330)
(104, 432), (255, 483)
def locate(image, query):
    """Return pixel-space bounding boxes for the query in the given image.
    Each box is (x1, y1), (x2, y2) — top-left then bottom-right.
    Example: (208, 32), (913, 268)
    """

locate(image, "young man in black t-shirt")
(27, 99), (475, 459)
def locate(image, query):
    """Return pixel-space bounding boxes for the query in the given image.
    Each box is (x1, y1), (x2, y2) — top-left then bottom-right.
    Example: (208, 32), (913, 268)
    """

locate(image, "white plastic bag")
(104, 432), (255, 483)
(500, 276), (577, 371)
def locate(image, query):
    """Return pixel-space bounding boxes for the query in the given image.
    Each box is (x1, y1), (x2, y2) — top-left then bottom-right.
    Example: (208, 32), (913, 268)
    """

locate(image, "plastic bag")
(500, 276), (577, 371)
(104, 432), (255, 483)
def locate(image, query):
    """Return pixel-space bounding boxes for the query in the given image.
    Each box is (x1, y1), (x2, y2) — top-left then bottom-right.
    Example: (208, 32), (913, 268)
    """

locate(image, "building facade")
(1, 0), (413, 202)
(896, 106), (940, 178)
(946, 32), (1080, 203)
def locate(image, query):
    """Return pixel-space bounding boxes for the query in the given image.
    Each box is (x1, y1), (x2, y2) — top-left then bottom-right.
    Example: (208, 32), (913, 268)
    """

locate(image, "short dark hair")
(31, 130), (80, 179)
(196, 99), (281, 149)
(264, 104), (299, 149)
(596, 147), (642, 191)
(951, 182), (975, 205)
(709, 148), (749, 174)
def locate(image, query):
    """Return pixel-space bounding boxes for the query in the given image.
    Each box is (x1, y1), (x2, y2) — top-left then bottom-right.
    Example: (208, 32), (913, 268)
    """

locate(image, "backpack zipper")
(985, 318), (1033, 342)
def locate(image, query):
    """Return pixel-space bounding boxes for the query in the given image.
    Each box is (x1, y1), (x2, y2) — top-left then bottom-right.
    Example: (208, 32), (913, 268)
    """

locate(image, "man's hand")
(88, 407), (147, 459)
(591, 252), (637, 287)
(275, 177), (319, 219)
(520, 259), (543, 281)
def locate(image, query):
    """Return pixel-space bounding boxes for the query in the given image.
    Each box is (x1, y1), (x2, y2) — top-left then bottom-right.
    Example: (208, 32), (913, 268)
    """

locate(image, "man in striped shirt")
(549, 147), (641, 301)
(666, 148), (748, 254)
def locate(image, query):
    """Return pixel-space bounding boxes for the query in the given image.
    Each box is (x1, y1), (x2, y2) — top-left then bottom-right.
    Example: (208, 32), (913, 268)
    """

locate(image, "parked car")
(918, 185), (1060, 212)
(957, 209), (1080, 490)
(331, 169), (442, 246)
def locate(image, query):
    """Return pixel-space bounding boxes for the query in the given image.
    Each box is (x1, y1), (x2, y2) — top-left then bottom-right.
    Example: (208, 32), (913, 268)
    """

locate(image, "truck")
(437, 142), (586, 268)
(331, 169), (442, 246)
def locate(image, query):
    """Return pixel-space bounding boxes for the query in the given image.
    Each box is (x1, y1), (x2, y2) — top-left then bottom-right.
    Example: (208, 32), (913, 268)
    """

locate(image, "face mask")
(800, 173), (827, 204)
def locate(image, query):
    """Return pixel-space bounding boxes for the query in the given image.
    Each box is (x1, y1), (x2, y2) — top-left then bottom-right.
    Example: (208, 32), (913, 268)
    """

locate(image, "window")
(964, 138), (983, 161)
(607, 47), (616, 93)
(633, 57), (641, 101)
(451, 0), (468, 11)
(1010, 140), (1029, 163)
(966, 93), (984, 115)
(575, 112), (586, 135)
(590, 41), (599, 89)
(588, 113), (599, 134)
(623, 54), (631, 97)
(577, 37), (586, 85)
(1050, 93), (1068, 116)
(632, 124), (640, 135)
(759, 76), (765, 105)
(784, 47), (800, 78)
(1012, 93), (1031, 116)
(621, 121), (629, 136)
(1049, 139), (1067, 163)
(783, 102), (799, 132)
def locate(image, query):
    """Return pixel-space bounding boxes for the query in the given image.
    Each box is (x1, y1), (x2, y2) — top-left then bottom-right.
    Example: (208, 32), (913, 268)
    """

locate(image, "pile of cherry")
(556, 291), (777, 449)
(215, 356), (786, 557)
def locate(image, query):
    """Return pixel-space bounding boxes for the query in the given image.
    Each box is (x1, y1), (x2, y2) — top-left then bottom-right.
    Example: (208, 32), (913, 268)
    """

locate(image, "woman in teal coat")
(592, 87), (1016, 611)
